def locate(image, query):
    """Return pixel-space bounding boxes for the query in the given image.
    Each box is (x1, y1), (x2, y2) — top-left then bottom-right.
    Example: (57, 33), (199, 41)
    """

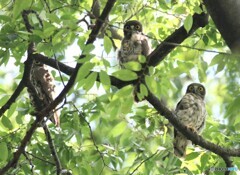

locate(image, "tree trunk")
(203, 0), (240, 53)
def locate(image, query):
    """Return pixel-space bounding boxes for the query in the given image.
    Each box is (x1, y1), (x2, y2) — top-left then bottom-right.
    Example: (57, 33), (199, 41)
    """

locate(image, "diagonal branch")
(42, 125), (62, 175)
(145, 91), (240, 170)
(0, 2), (117, 172)
(147, 12), (209, 67)
(36, 0), (117, 120)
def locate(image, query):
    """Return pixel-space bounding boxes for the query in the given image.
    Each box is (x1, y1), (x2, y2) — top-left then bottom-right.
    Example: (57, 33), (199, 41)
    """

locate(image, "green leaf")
(13, 0), (32, 19)
(216, 61), (225, 73)
(226, 95), (240, 116)
(114, 85), (133, 99)
(110, 121), (126, 137)
(83, 72), (97, 91)
(112, 69), (138, 81)
(184, 15), (193, 33)
(0, 142), (8, 161)
(139, 55), (147, 63)
(82, 44), (95, 55)
(209, 54), (225, 66)
(137, 83), (148, 100)
(1, 115), (13, 130)
(99, 70), (111, 89)
(122, 61), (142, 71)
(185, 152), (200, 161)
(0, 95), (9, 106)
(7, 103), (17, 118)
(145, 75), (158, 94)
(103, 36), (112, 54)
(76, 62), (94, 81)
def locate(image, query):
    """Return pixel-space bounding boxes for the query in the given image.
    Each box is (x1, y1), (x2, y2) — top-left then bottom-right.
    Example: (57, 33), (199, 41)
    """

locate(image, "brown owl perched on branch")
(118, 20), (151, 67)
(28, 61), (60, 127)
(173, 83), (206, 157)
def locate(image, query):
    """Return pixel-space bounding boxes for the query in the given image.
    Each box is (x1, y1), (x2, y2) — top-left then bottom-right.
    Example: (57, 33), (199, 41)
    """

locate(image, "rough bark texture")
(203, 0), (240, 53)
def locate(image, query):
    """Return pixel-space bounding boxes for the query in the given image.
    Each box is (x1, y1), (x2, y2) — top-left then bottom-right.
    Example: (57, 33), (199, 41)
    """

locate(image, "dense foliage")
(0, 0), (239, 174)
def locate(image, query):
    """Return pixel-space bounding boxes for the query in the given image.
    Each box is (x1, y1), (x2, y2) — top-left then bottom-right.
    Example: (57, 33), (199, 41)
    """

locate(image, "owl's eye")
(135, 25), (141, 30)
(198, 86), (204, 92)
(125, 26), (130, 30)
(188, 86), (194, 91)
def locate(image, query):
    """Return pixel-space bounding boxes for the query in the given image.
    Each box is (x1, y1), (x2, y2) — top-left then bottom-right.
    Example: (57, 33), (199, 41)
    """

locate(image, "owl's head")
(186, 83), (206, 99)
(123, 20), (143, 38)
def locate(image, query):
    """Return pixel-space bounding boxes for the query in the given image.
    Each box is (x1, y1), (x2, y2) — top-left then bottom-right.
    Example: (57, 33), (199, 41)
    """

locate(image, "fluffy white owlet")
(173, 83), (206, 157)
(28, 61), (60, 127)
(118, 20), (151, 67)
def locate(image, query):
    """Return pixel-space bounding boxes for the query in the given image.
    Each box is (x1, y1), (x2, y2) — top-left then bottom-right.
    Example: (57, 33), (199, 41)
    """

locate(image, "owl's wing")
(141, 36), (151, 57)
(31, 63), (60, 127)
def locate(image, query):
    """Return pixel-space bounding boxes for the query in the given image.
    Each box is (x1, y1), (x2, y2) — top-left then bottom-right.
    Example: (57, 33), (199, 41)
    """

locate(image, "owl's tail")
(173, 132), (189, 157)
(52, 111), (60, 127)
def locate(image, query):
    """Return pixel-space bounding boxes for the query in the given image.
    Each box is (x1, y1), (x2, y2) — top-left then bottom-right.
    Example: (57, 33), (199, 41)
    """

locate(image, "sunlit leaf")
(184, 15), (193, 33)
(145, 75), (158, 94)
(99, 70), (111, 90)
(104, 36), (112, 54)
(76, 62), (95, 81)
(123, 61), (142, 71)
(110, 121), (126, 137)
(0, 142), (8, 161)
(1, 115), (13, 130)
(112, 69), (138, 81)
(0, 95), (9, 106)
(13, 0), (32, 19)
(83, 72), (97, 91)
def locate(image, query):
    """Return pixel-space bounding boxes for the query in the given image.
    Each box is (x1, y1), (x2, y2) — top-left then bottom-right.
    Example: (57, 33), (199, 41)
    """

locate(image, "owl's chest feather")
(120, 33), (144, 62)
(175, 93), (206, 132)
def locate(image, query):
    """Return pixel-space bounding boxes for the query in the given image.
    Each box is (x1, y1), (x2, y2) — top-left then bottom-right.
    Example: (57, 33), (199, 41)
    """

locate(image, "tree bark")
(203, 0), (240, 53)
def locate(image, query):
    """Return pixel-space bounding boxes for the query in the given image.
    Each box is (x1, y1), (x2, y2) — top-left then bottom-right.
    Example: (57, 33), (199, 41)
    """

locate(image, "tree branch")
(145, 91), (240, 163)
(36, 0), (117, 120)
(42, 125), (62, 175)
(147, 12), (209, 67)
(0, 118), (39, 174)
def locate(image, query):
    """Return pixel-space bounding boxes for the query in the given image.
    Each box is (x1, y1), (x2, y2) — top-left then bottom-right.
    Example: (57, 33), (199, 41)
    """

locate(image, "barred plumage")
(28, 61), (60, 127)
(173, 83), (206, 157)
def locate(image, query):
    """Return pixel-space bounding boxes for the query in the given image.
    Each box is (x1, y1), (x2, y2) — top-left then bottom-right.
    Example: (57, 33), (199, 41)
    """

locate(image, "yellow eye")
(189, 86), (194, 91)
(135, 25), (140, 30)
(198, 86), (204, 92)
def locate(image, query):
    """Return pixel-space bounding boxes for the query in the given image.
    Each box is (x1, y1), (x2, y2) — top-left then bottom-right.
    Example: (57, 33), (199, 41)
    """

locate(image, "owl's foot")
(187, 126), (198, 134)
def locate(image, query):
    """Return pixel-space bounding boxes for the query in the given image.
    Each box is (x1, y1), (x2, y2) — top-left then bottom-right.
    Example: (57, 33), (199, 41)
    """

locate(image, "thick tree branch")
(222, 155), (233, 175)
(203, 0), (240, 53)
(0, 80), (25, 117)
(35, 0), (117, 120)
(0, 118), (39, 174)
(34, 54), (74, 75)
(145, 92), (240, 161)
(147, 12), (209, 67)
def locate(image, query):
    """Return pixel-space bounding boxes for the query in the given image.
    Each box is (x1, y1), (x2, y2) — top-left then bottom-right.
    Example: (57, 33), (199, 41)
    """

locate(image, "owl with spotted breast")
(118, 20), (151, 67)
(28, 60), (60, 127)
(173, 83), (206, 157)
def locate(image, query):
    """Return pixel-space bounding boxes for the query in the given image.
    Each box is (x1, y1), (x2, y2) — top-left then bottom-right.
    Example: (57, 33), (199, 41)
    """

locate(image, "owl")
(28, 61), (60, 127)
(173, 83), (206, 157)
(118, 20), (150, 67)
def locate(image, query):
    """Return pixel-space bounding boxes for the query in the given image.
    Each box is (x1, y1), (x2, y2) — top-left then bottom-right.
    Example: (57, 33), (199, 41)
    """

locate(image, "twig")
(71, 102), (116, 173)
(42, 125), (62, 175)
(25, 151), (55, 165)
(129, 150), (159, 175)
(36, 0), (117, 125)
(23, 151), (34, 174)
(0, 118), (39, 174)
